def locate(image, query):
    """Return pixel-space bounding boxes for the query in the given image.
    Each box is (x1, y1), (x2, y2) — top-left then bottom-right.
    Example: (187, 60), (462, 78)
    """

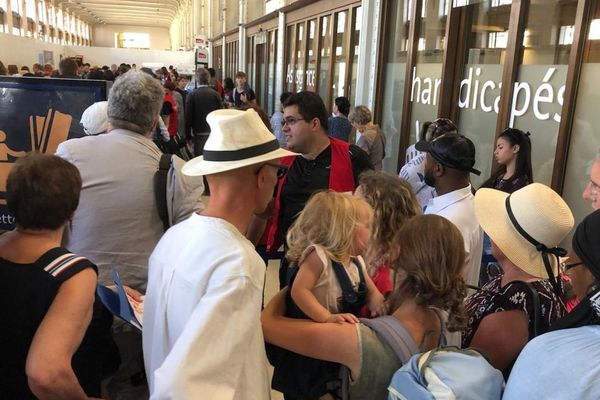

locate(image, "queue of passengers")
(1, 67), (600, 399)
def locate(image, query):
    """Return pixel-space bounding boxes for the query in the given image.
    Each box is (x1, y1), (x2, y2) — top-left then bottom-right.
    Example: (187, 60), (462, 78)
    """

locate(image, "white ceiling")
(58, 0), (182, 28)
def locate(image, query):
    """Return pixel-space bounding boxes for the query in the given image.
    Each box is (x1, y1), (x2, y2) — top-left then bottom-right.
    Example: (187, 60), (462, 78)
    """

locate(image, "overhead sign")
(196, 48), (209, 64)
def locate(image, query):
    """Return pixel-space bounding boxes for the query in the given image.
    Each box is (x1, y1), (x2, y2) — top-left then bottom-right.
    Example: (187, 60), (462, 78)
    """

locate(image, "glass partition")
(409, 0), (447, 145)
(332, 10), (348, 98)
(456, 1), (510, 187)
(380, 0), (409, 173)
(318, 15), (332, 104)
(563, 0), (600, 230)
(510, 0), (578, 185)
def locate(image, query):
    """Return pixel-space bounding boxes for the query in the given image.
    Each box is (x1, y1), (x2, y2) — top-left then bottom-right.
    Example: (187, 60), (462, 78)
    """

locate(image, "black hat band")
(203, 139), (280, 162)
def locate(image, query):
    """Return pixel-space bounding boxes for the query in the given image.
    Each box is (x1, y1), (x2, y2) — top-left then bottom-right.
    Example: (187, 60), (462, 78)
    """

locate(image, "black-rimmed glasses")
(561, 261), (584, 274)
(264, 162), (288, 179)
(282, 116), (309, 127)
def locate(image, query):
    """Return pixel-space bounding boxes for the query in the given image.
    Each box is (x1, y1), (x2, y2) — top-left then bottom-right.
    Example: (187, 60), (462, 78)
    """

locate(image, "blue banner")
(0, 76), (107, 230)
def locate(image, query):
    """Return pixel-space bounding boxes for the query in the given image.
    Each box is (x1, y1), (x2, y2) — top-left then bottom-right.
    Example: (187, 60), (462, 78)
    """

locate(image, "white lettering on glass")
(410, 66), (566, 126)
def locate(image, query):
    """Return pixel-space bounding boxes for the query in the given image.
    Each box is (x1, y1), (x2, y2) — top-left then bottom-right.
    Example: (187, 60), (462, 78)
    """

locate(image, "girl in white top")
(286, 191), (385, 323)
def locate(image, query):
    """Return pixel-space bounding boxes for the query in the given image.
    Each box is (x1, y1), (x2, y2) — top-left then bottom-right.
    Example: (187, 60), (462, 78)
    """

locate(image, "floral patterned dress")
(463, 272), (565, 348)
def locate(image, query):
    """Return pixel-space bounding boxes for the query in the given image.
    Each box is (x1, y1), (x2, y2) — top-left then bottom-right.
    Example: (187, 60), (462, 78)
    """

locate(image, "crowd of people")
(1, 62), (600, 400)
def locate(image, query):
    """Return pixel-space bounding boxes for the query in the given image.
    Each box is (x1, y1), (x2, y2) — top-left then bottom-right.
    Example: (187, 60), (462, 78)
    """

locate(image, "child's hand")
(326, 313), (360, 324)
(370, 300), (388, 317)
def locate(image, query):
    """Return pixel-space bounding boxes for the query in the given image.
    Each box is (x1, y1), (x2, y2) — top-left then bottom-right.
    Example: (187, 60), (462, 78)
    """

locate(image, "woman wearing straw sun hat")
(462, 182), (574, 377)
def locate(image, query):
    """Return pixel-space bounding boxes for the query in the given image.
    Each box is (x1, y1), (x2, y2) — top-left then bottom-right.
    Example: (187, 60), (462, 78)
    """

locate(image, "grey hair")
(349, 105), (373, 125)
(107, 70), (164, 134)
(196, 68), (210, 85)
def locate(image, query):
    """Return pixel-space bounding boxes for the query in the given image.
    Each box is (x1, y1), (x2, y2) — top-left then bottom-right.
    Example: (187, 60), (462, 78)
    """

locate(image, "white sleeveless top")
(300, 244), (368, 314)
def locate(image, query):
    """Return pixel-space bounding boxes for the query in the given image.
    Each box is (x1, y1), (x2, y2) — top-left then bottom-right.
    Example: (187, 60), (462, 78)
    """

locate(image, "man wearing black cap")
(416, 133), (484, 288)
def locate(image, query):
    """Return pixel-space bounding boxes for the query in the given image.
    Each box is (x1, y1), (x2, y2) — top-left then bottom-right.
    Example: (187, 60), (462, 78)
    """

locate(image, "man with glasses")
(583, 150), (600, 210)
(257, 91), (372, 288)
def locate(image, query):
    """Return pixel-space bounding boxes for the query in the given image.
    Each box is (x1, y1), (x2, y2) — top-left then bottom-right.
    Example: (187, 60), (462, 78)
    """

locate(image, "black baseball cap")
(415, 133), (481, 175)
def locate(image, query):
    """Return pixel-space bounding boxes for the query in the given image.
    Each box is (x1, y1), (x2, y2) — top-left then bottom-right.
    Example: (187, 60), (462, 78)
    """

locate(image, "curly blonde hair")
(387, 215), (467, 331)
(358, 172), (421, 274)
(286, 191), (372, 264)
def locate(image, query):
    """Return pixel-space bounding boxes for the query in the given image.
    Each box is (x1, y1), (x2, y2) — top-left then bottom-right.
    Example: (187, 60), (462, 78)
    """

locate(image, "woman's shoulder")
(38, 247), (97, 282)
(299, 244), (330, 269)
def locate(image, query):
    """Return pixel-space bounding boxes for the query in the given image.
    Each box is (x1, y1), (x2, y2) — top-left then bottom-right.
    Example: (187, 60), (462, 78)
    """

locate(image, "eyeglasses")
(282, 116), (308, 127)
(263, 162), (288, 179)
(561, 261), (584, 274)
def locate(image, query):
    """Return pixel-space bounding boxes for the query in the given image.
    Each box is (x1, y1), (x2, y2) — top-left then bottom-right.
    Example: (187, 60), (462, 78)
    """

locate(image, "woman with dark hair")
(480, 128), (533, 193)
(0, 154), (117, 399)
(262, 214), (466, 400)
(504, 210), (600, 398)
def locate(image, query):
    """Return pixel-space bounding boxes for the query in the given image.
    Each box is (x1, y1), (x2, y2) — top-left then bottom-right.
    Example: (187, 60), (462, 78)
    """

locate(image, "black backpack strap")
(522, 281), (541, 339)
(331, 259), (367, 315)
(154, 153), (172, 232)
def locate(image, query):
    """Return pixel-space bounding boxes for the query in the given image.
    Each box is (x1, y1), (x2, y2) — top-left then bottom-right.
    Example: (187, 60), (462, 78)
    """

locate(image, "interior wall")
(92, 25), (171, 50)
(0, 33), (194, 70)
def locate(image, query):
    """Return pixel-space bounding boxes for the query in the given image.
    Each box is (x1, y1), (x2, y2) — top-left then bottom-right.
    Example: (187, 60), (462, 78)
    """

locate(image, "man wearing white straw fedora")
(143, 108), (297, 399)
(416, 133), (483, 289)
(463, 182), (573, 377)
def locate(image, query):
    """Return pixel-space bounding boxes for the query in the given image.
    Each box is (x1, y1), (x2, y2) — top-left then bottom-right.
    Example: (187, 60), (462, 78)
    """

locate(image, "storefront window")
(510, 0), (578, 185)
(456, 1), (510, 187)
(349, 6), (362, 100)
(563, 0), (600, 232)
(332, 10), (348, 98)
(318, 15), (332, 103)
(380, 0), (409, 173)
(409, 0), (447, 145)
(267, 29), (277, 114)
(295, 22), (306, 91)
(285, 25), (296, 92)
(306, 19), (318, 92)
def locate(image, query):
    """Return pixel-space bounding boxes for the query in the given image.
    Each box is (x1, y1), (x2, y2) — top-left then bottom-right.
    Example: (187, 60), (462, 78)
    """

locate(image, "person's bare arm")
(364, 270), (386, 316)
(26, 268), (97, 399)
(246, 198), (275, 245)
(292, 251), (359, 323)
(262, 289), (360, 373)
(469, 309), (529, 371)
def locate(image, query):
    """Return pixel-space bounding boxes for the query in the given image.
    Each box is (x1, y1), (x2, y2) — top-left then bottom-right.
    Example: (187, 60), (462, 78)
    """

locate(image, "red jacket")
(163, 94), (178, 137)
(266, 137), (355, 252)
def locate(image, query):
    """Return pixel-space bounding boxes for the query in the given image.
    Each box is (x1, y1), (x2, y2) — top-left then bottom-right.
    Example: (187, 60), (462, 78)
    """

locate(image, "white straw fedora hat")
(475, 183), (574, 282)
(182, 109), (298, 176)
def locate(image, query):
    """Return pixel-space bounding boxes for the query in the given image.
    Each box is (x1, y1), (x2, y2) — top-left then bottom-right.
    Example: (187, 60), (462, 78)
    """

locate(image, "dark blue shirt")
(328, 116), (353, 142)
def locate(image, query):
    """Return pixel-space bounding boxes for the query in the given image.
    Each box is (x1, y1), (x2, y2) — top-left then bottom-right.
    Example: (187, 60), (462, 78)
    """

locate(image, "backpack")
(387, 347), (504, 400)
(154, 153), (172, 232)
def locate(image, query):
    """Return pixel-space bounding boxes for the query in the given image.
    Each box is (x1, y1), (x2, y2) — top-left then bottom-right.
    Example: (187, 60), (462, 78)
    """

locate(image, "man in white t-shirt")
(143, 108), (297, 399)
(416, 133), (484, 289)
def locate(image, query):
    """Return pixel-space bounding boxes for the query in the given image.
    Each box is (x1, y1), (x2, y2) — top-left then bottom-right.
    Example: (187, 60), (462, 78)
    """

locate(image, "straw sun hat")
(475, 183), (574, 280)
(182, 108), (297, 176)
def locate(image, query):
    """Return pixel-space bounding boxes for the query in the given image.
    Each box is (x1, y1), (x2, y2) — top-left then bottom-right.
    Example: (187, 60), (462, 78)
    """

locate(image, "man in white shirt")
(143, 108), (297, 399)
(416, 133), (484, 288)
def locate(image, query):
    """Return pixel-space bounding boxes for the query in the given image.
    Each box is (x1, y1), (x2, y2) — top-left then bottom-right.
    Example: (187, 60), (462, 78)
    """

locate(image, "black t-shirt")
(279, 144), (372, 240)
(161, 100), (174, 116)
(0, 247), (114, 398)
(233, 87), (256, 108)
